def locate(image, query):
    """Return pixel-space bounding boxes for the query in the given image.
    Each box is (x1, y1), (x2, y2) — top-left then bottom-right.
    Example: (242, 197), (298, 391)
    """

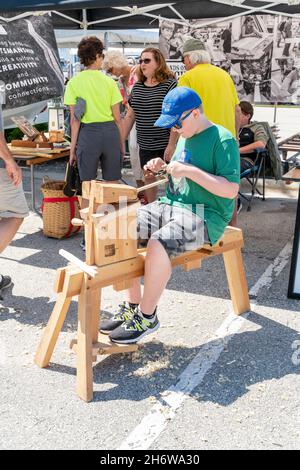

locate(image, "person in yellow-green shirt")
(178, 38), (240, 139)
(64, 37), (124, 182)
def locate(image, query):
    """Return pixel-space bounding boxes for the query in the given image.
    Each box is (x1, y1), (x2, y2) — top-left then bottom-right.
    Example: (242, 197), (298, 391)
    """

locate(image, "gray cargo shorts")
(0, 169), (29, 218)
(76, 121), (122, 181)
(137, 201), (210, 258)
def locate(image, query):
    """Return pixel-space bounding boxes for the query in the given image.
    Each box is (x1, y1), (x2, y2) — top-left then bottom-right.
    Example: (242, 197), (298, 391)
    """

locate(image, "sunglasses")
(173, 109), (195, 129)
(139, 58), (152, 65)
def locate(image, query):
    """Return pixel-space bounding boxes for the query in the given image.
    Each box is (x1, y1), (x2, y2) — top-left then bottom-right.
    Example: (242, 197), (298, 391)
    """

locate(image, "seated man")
(101, 87), (240, 344)
(239, 100), (268, 173)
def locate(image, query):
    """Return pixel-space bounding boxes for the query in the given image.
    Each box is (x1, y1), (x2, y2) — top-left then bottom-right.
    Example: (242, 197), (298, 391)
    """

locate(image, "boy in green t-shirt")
(102, 86), (240, 344)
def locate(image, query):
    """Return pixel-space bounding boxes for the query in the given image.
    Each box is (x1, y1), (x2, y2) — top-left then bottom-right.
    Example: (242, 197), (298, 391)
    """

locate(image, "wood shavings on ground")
(132, 359), (170, 377)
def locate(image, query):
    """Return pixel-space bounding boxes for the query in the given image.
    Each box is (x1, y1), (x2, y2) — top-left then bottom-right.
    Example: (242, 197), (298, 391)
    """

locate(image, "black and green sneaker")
(109, 310), (160, 344)
(0, 275), (12, 291)
(100, 302), (136, 334)
(0, 275), (12, 300)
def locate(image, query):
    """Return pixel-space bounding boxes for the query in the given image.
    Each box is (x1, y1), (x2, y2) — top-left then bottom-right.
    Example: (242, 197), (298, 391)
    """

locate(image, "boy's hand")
(166, 161), (187, 179)
(144, 158), (166, 174)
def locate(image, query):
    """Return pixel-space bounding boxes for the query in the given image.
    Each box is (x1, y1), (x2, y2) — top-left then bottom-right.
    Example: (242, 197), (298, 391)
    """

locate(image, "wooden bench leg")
(223, 246), (250, 315)
(76, 274), (94, 402)
(35, 292), (72, 368)
(91, 288), (101, 362)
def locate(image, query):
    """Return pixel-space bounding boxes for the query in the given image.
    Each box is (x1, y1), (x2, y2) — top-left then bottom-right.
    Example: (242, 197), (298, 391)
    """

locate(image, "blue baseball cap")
(154, 87), (202, 129)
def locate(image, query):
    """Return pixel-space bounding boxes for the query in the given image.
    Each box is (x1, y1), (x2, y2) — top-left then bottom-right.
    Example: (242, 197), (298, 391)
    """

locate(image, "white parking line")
(118, 241), (293, 450)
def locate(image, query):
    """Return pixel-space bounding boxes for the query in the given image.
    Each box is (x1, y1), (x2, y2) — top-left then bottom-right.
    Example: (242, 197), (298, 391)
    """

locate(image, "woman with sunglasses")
(123, 47), (178, 202)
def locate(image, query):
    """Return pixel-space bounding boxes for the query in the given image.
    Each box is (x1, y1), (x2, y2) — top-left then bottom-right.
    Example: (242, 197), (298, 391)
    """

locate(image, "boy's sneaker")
(0, 275), (12, 291)
(100, 302), (136, 334)
(109, 310), (160, 344)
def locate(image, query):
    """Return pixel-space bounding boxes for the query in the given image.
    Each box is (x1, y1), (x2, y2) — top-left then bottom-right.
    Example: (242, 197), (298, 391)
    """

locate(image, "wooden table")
(282, 167), (300, 298)
(278, 132), (300, 161)
(10, 147), (70, 216)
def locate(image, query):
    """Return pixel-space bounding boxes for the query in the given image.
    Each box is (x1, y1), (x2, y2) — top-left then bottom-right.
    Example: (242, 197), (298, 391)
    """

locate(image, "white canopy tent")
(2, 1), (300, 31)
(54, 29), (158, 49)
(1, 0), (300, 127)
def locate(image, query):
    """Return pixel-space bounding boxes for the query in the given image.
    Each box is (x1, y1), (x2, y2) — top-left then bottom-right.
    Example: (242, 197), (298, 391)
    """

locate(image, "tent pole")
(82, 9), (88, 32)
(104, 31), (109, 51)
(273, 101), (278, 124)
(51, 11), (82, 27)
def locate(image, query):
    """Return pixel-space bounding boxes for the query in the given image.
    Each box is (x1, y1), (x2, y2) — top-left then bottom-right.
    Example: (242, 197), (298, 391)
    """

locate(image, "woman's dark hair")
(244, 16), (254, 24)
(77, 36), (104, 67)
(136, 47), (175, 84)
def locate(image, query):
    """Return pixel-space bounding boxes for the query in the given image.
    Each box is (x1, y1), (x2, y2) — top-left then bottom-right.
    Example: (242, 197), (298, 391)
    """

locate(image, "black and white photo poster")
(0, 12), (64, 110)
(159, 14), (300, 104)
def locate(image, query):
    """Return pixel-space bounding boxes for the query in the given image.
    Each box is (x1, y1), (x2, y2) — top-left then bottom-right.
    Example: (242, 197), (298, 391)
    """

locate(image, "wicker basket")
(41, 179), (81, 239)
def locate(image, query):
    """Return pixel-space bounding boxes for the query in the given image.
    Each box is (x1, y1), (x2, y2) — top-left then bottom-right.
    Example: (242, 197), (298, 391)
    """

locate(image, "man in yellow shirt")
(178, 38), (240, 138)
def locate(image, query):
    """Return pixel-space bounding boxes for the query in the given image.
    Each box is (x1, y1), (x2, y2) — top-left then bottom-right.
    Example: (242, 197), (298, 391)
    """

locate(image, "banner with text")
(160, 15), (300, 104)
(0, 12), (64, 110)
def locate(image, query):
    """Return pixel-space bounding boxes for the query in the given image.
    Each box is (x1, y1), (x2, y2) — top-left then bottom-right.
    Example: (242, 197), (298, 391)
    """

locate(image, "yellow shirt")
(178, 64), (239, 137)
(64, 70), (122, 123)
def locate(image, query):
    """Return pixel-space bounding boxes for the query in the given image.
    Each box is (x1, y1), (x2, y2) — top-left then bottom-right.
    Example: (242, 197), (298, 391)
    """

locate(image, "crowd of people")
(1, 34), (270, 343)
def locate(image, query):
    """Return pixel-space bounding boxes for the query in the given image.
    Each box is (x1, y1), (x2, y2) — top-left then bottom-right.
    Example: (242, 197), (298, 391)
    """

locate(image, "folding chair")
(239, 148), (267, 211)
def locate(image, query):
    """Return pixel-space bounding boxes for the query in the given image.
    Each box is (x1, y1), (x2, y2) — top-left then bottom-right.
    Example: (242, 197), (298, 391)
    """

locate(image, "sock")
(128, 302), (139, 309)
(139, 307), (157, 323)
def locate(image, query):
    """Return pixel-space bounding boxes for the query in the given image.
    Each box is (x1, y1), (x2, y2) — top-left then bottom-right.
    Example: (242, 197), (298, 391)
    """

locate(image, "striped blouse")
(129, 78), (177, 150)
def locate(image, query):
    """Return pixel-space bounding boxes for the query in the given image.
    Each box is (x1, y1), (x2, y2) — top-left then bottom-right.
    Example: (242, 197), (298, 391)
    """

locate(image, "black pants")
(139, 148), (165, 169)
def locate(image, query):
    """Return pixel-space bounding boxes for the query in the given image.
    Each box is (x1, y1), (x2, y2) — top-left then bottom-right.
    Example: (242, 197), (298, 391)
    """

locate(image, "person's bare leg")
(145, 186), (158, 203)
(140, 239), (171, 314)
(124, 277), (142, 305)
(0, 217), (23, 253)
(143, 172), (158, 203)
(124, 240), (171, 314)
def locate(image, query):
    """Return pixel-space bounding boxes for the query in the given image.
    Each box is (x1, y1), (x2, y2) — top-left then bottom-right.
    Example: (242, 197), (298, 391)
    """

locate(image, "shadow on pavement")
(38, 311), (300, 406)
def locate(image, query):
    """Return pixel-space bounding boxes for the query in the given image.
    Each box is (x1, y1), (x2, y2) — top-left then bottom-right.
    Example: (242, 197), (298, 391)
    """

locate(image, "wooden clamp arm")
(136, 177), (168, 194)
(71, 218), (84, 227)
(59, 249), (98, 278)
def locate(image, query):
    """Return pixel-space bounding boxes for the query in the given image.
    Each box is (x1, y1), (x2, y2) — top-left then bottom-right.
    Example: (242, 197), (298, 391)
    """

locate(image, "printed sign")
(0, 13), (64, 110)
(166, 60), (186, 79)
(160, 15), (300, 104)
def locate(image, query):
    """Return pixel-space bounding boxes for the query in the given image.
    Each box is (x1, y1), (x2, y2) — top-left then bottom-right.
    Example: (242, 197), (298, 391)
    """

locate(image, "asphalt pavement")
(0, 164), (299, 450)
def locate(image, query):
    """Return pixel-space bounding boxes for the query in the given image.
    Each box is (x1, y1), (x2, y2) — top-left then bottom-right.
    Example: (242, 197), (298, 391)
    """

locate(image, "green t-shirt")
(64, 70), (122, 123)
(160, 125), (240, 245)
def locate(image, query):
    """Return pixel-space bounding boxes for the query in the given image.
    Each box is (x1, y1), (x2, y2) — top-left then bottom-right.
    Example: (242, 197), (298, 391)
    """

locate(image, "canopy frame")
(2, 1), (300, 29)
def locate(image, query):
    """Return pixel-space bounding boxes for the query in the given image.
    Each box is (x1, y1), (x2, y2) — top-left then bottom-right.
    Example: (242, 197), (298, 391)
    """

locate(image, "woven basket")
(41, 179), (81, 239)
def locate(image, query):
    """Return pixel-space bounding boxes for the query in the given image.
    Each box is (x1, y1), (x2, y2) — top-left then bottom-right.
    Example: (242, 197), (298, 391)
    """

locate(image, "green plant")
(5, 123), (49, 143)
(5, 128), (23, 142)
